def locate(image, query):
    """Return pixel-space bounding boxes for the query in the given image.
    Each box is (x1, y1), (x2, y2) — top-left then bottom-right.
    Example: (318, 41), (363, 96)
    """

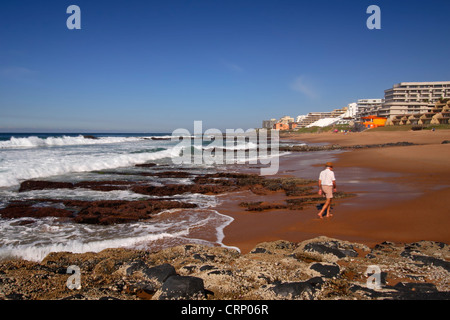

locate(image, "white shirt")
(319, 168), (335, 186)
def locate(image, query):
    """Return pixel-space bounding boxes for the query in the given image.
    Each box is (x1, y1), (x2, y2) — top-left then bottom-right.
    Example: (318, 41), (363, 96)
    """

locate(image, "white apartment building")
(296, 115), (307, 123)
(278, 116), (295, 124)
(297, 108), (348, 128)
(342, 102), (358, 118)
(378, 81), (450, 119)
(357, 99), (384, 118)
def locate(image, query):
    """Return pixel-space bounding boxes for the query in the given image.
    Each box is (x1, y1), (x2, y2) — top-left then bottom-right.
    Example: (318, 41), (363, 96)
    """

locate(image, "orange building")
(274, 123), (289, 130)
(361, 116), (387, 128)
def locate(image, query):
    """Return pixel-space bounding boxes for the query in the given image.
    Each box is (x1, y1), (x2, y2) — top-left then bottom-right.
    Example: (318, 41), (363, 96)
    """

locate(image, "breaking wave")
(0, 146), (182, 188)
(0, 209), (235, 262)
(0, 135), (148, 149)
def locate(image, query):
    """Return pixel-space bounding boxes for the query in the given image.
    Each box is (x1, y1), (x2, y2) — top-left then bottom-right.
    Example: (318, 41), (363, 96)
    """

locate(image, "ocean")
(0, 132), (285, 262)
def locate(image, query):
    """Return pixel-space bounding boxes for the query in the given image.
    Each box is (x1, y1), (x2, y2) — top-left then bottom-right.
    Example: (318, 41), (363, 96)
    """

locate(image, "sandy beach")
(221, 129), (450, 253)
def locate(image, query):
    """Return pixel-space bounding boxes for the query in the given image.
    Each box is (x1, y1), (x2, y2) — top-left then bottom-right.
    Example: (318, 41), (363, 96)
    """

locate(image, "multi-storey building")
(278, 116), (295, 124)
(297, 112), (332, 127)
(356, 99), (384, 118)
(378, 81), (450, 119)
(297, 107), (350, 128)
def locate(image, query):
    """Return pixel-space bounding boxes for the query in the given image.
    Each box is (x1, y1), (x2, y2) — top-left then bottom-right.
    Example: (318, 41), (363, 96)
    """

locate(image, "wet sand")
(220, 130), (450, 253)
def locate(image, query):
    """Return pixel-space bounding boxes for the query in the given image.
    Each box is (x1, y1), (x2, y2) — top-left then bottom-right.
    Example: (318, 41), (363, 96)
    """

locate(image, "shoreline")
(221, 129), (450, 253)
(1, 130), (448, 259)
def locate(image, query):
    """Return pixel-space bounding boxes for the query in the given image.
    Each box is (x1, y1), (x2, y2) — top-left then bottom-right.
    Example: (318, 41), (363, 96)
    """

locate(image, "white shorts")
(322, 186), (333, 199)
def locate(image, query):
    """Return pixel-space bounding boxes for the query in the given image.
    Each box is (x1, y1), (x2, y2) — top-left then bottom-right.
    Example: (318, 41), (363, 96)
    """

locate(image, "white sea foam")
(0, 230), (189, 262)
(0, 145), (182, 188)
(0, 188), (152, 202)
(200, 141), (259, 151)
(0, 135), (149, 149)
(0, 208), (236, 262)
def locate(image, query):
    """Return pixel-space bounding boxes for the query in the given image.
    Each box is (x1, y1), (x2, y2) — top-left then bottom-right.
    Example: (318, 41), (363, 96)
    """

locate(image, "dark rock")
(61, 293), (86, 300)
(132, 184), (235, 197)
(181, 265), (196, 273)
(99, 296), (121, 300)
(406, 275), (426, 281)
(400, 250), (413, 258)
(55, 267), (68, 274)
(401, 248), (450, 272)
(5, 293), (24, 300)
(271, 281), (314, 299)
(442, 140), (450, 144)
(19, 180), (75, 192)
(251, 248), (268, 254)
(304, 243), (346, 260)
(193, 253), (215, 262)
(348, 284), (388, 299)
(239, 201), (288, 211)
(73, 200), (197, 225)
(208, 269), (233, 276)
(0, 202), (73, 219)
(279, 142), (417, 153)
(374, 241), (396, 252)
(357, 282), (450, 300)
(199, 265), (216, 272)
(305, 277), (325, 288)
(204, 289), (215, 297)
(150, 137), (171, 140)
(394, 282), (438, 293)
(409, 255), (450, 272)
(309, 263), (340, 278)
(279, 144), (343, 152)
(142, 263), (177, 283)
(380, 272), (388, 285)
(135, 163), (157, 167)
(339, 248), (359, 257)
(397, 291), (450, 300)
(83, 135), (98, 140)
(158, 275), (206, 300)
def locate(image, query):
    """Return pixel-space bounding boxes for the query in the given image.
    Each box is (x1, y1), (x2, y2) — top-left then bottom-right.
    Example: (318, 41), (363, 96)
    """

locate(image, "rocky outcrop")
(0, 199), (197, 225)
(279, 141), (417, 152)
(19, 180), (75, 192)
(6, 172), (344, 224)
(82, 135), (99, 140)
(239, 192), (354, 212)
(0, 201), (73, 219)
(1, 237), (448, 300)
(157, 276), (207, 300)
(72, 200), (197, 225)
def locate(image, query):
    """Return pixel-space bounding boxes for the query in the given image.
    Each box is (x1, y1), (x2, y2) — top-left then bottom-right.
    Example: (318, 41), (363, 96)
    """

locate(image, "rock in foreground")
(0, 237), (449, 300)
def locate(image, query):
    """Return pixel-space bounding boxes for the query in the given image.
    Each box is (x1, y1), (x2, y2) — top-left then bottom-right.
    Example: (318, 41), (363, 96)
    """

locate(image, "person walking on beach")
(318, 162), (336, 218)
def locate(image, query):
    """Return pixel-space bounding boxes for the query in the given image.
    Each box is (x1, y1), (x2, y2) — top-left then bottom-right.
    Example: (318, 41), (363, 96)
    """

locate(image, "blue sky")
(1, 0), (449, 132)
